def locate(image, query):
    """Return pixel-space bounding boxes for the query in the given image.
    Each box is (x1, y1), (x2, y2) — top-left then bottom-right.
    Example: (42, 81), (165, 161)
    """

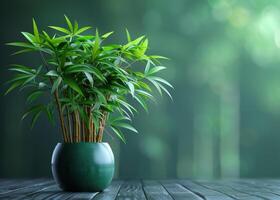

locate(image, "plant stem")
(97, 112), (107, 142)
(82, 119), (85, 142)
(93, 119), (96, 142)
(71, 113), (75, 142)
(54, 90), (68, 142)
(85, 107), (90, 142)
(77, 113), (81, 142)
(66, 108), (72, 143)
(39, 52), (67, 142)
(87, 106), (95, 142)
(74, 111), (79, 142)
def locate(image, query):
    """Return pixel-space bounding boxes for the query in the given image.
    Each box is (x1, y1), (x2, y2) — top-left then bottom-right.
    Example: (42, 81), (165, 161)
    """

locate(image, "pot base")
(51, 142), (114, 192)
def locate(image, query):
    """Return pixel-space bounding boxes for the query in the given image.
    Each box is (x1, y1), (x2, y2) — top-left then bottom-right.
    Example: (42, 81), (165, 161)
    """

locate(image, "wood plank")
(180, 180), (235, 200)
(0, 179), (23, 188)
(0, 179), (48, 193)
(197, 180), (270, 200)
(115, 180), (146, 200)
(161, 180), (204, 200)
(0, 180), (54, 199)
(4, 179), (280, 199)
(67, 192), (98, 200)
(52, 192), (97, 200)
(142, 180), (173, 200)
(93, 181), (123, 200)
(22, 184), (97, 200)
(224, 180), (280, 199)
(232, 179), (280, 195)
(19, 184), (60, 200)
(19, 184), (78, 200)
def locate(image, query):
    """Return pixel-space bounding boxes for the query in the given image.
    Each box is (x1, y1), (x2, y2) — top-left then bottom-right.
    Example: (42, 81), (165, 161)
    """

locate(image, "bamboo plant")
(5, 16), (172, 143)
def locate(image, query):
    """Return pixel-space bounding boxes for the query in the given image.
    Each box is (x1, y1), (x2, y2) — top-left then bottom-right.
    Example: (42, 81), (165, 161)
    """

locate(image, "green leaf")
(32, 18), (40, 42)
(116, 99), (137, 116)
(65, 64), (106, 82)
(139, 38), (148, 55)
(64, 15), (73, 32)
(136, 89), (154, 101)
(123, 35), (145, 50)
(9, 64), (35, 75)
(21, 32), (36, 44)
(111, 126), (126, 143)
(110, 115), (131, 123)
(21, 104), (44, 121)
(75, 26), (92, 35)
(102, 31), (114, 39)
(92, 89), (107, 103)
(48, 26), (71, 34)
(31, 109), (43, 129)
(125, 28), (131, 42)
(21, 75), (36, 86)
(144, 61), (151, 74)
(42, 31), (51, 40)
(148, 76), (173, 88)
(51, 76), (62, 94)
(38, 82), (47, 89)
(84, 72), (93, 86)
(46, 70), (59, 77)
(92, 67), (106, 81)
(118, 108), (132, 120)
(4, 80), (24, 95)
(92, 29), (100, 59)
(158, 82), (173, 100)
(6, 42), (37, 49)
(27, 90), (44, 103)
(74, 20), (79, 33)
(149, 55), (169, 60)
(6, 74), (32, 84)
(12, 49), (35, 55)
(146, 66), (166, 76)
(134, 95), (148, 112)
(76, 35), (95, 41)
(138, 81), (152, 92)
(64, 77), (84, 96)
(126, 82), (135, 97)
(147, 78), (162, 95)
(113, 122), (138, 133)
(45, 104), (55, 125)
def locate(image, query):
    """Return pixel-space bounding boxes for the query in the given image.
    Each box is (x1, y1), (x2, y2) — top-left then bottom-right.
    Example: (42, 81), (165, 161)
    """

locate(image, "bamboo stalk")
(54, 90), (68, 142)
(93, 119), (96, 142)
(72, 113), (75, 142)
(66, 109), (72, 143)
(77, 113), (81, 142)
(40, 53), (68, 143)
(62, 107), (70, 143)
(74, 111), (79, 142)
(87, 107), (94, 142)
(85, 107), (90, 142)
(97, 112), (107, 142)
(82, 119), (85, 142)
(78, 113), (81, 142)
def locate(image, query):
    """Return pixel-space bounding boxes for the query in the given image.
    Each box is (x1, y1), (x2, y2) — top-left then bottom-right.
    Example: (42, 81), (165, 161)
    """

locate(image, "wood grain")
(1, 179), (280, 199)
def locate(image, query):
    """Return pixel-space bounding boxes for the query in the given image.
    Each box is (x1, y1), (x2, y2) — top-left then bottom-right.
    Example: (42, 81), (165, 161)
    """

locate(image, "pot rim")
(57, 142), (109, 145)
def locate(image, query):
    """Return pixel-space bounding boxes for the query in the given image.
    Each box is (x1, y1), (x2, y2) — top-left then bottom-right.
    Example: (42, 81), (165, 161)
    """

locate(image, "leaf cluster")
(5, 16), (173, 143)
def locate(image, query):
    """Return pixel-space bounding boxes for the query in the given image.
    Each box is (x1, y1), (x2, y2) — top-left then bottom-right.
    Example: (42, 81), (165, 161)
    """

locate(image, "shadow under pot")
(51, 142), (114, 192)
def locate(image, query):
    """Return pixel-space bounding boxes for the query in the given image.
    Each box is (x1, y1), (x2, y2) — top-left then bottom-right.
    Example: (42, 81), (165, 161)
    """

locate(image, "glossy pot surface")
(51, 142), (114, 192)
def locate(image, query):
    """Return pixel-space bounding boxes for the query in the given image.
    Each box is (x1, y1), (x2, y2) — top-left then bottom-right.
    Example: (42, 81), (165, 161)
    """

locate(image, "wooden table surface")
(1, 179), (280, 200)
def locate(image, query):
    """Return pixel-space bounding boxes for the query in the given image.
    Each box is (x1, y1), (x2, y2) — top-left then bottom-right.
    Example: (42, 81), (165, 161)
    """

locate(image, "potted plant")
(4, 16), (172, 192)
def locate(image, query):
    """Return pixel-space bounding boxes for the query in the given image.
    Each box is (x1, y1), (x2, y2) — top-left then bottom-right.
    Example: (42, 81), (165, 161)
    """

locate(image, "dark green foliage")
(4, 16), (172, 143)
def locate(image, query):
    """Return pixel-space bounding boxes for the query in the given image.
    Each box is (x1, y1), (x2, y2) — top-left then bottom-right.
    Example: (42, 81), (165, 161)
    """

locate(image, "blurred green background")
(1, 0), (280, 179)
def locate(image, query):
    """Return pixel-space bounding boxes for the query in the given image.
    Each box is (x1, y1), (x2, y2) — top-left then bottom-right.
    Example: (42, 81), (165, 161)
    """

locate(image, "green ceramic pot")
(51, 142), (114, 192)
